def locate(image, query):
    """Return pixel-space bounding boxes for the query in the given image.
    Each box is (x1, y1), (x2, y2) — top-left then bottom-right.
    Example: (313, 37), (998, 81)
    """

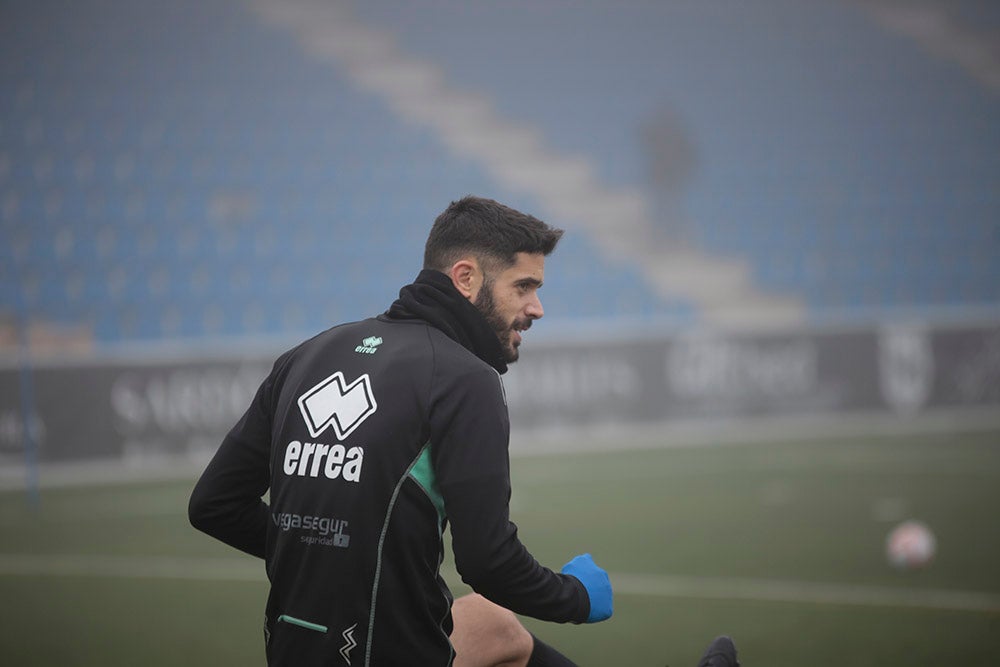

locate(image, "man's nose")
(525, 293), (544, 320)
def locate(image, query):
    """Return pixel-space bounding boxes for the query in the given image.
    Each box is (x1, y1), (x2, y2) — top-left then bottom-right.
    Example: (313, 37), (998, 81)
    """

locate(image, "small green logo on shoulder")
(355, 336), (383, 355)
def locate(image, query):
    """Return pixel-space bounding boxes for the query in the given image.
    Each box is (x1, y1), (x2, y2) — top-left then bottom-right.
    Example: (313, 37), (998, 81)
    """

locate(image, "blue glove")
(561, 553), (613, 623)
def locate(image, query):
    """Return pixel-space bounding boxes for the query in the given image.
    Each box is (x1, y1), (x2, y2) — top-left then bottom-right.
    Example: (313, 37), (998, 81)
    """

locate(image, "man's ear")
(448, 258), (481, 301)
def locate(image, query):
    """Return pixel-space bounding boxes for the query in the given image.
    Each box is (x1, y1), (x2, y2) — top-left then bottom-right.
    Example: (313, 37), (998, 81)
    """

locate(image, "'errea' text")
(283, 440), (363, 482)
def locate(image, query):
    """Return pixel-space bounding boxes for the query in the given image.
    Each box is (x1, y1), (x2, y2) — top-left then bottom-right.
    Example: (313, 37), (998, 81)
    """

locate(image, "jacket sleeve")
(430, 363), (590, 624)
(188, 365), (277, 559)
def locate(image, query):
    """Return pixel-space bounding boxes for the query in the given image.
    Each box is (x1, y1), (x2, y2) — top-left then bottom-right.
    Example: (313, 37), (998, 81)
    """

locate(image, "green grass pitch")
(1, 429), (998, 666)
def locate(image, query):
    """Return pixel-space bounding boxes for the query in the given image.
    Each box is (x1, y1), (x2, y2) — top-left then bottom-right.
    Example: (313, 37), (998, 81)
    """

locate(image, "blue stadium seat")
(2, 0), (996, 344)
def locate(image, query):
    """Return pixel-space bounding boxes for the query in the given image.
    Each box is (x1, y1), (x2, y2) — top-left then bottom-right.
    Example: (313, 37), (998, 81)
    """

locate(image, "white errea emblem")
(298, 371), (377, 440)
(340, 623), (358, 664)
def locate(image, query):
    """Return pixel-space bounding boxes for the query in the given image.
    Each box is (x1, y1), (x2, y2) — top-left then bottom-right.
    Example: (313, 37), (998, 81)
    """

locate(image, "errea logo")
(355, 336), (382, 355)
(298, 371), (377, 440)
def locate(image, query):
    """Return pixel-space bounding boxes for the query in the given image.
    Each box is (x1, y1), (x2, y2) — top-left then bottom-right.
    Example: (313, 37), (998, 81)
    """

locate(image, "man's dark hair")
(423, 196), (564, 273)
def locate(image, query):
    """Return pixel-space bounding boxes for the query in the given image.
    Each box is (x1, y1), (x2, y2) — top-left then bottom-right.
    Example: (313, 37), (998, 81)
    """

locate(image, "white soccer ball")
(885, 519), (936, 569)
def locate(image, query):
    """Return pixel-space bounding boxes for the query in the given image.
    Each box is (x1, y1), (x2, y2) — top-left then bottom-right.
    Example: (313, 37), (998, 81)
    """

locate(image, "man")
(189, 196), (613, 666)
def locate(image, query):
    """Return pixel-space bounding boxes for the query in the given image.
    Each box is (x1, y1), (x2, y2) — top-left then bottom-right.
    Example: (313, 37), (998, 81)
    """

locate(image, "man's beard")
(473, 278), (528, 364)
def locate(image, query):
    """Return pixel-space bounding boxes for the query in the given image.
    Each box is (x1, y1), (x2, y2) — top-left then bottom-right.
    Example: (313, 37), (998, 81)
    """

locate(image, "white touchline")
(0, 553), (264, 582)
(2, 554), (997, 613)
(609, 572), (1000, 614)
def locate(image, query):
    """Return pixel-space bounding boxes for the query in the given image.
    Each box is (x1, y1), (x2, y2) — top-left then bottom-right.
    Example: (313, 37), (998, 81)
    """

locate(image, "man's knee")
(452, 594), (533, 667)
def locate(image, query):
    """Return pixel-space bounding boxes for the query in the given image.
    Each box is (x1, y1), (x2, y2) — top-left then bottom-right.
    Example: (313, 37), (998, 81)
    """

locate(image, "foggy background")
(1, 0), (997, 469)
(0, 1), (998, 664)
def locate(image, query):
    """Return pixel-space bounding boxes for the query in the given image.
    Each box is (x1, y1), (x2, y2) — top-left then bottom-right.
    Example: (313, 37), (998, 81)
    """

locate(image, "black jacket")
(189, 270), (589, 666)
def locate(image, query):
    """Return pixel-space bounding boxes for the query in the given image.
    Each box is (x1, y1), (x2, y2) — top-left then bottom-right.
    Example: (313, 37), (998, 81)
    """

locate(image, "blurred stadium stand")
(1, 0), (997, 349)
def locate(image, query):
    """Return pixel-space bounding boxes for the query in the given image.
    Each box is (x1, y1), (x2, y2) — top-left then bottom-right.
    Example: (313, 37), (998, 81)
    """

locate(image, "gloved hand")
(561, 553), (613, 623)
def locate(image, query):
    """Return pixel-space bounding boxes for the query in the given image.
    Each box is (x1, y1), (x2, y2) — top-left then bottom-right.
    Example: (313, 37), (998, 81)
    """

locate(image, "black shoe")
(696, 636), (739, 667)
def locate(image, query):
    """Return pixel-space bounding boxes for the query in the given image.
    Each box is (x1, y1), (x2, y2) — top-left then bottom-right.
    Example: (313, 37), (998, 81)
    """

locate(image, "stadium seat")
(2, 0), (996, 343)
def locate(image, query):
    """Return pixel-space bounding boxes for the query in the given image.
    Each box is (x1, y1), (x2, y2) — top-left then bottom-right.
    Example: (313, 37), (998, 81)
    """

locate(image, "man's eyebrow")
(517, 277), (544, 287)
